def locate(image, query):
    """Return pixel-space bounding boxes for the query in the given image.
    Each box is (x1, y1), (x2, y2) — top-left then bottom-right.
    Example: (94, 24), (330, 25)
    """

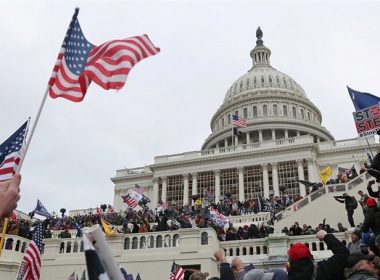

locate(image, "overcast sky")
(1, 1), (379, 215)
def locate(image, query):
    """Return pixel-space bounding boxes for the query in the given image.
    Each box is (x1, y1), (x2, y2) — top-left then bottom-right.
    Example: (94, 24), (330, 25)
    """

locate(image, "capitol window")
(292, 107), (296, 118)
(308, 112), (311, 121)
(220, 169), (238, 198)
(273, 105), (278, 116)
(283, 105), (288, 116)
(300, 109), (304, 119)
(244, 165), (263, 199)
(252, 106), (257, 117)
(227, 114), (231, 124)
(263, 105), (268, 116)
(243, 108), (248, 119)
(222, 117), (225, 127)
(261, 76), (265, 85)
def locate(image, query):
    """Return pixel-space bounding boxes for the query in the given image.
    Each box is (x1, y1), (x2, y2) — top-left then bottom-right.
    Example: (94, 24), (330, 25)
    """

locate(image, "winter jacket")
(219, 263), (234, 280)
(344, 267), (379, 280)
(361, 206), (380, 235)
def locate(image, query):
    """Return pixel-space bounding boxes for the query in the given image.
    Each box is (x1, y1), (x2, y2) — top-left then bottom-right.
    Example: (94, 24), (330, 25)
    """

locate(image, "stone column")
(297, 131), (301, 136)
(214, 170), (221, 201)
(246, 132), (250, 144)
(272, 163), (280, 196)
(235, 135), (238, 146)
(152, 178), (159, 208)
(284, 130), (288, 139)
(307, 159), (316, 183)
(191, 173), (198, 205)
(272, 129), (276, 140)
(224, 139), (228, 147)
(161, 176), (167, 203)
(183, 174), (189, 206)
(262, 164), (269, 199)
(238, 167), (245, 201)
(297, 160), (306, 197)
(216, 142), (219, 148)
(259, 130), (263, 142)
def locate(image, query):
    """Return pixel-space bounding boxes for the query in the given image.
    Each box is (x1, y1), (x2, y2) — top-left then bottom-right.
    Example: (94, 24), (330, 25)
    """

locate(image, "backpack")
(349, 196), (358, 209)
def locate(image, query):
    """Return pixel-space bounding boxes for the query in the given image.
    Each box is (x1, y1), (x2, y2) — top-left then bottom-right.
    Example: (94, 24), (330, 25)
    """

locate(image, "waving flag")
(122, 194), (138, 208)
(0, 121), (28, 181)
(33, 199), (53, 218)
(232, 114), (247, 128)
(83, 233), (110, 280)
(347, 86), (380, 111)
(16, 223), (44, 280)
(169, 262), (184, 280)
(209, 209), (228, 228)
(49, 8), (160, 102)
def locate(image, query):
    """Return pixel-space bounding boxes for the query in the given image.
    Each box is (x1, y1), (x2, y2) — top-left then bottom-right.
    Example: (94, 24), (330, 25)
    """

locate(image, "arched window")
(261, 76), (265, 85)
(235, 110), (239, 116)
(308, 112), (311, 120)
(221, 118), (225, 127)
(254, 77), (257, 86)
(300, 109), (304, 119)
(292, 107), (297, 118)
(227, 114), (231, 125)
(283, 105), (288, 116)
(243, 108), (248, 119)
(273, 105), (278, 116)
(263, 105), (268, 116)
(124, 238), (130, 249)
(252, 106), (257, 117)
(201, 232), (208, 245)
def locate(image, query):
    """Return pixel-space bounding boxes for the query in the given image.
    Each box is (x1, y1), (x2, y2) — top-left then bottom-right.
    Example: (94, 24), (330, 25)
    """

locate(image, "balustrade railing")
(275, 172), (370, 223)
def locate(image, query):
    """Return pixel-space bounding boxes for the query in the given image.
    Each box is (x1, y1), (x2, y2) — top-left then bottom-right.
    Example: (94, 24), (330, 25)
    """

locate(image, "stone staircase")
(273, 172), (372, 231)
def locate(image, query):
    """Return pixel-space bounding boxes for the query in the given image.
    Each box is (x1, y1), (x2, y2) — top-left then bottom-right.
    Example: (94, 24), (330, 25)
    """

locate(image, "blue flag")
(33, 199), (53, 218)
(244, 263), (255, 273)
(347, 86), (380, 111)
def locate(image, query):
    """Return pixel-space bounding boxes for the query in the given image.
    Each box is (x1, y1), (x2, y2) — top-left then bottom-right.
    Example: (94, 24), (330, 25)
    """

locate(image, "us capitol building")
(111, 27), (378, 211)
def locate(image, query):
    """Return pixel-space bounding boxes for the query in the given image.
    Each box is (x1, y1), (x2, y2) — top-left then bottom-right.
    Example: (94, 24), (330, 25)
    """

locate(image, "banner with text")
(352, 104), (380, 137)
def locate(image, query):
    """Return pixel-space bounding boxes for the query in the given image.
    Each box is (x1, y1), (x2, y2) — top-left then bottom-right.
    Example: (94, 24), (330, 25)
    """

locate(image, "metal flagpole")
(232, 126), (234, 146)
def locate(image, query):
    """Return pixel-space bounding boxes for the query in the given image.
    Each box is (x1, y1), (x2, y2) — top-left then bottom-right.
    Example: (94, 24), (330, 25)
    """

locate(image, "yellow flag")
(101, 219), (116, 236)
(320, 166), (333, 185)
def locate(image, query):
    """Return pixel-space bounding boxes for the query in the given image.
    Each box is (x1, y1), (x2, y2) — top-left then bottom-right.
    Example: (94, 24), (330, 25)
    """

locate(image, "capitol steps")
(273, 172), (372, 231)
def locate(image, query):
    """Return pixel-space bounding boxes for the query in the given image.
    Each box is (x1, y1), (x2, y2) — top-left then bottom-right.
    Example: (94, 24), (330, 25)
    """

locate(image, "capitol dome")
(202, 27), (334, 150)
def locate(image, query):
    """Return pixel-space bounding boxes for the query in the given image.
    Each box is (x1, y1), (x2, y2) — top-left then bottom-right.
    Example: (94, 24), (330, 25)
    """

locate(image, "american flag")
(122, 194), (138, 208)
(232, 114), (247, 128)
(169, 262), (184, 280)
(209, 209), (228, 228)
(16, 223), (44, 280)
(0, 121), (28, 181)
(49, 8), (160, 102)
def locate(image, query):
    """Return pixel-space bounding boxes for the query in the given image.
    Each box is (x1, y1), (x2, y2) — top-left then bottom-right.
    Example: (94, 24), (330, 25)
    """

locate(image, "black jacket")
(362, 206), (380, 235)
(288, 234), (349, 280)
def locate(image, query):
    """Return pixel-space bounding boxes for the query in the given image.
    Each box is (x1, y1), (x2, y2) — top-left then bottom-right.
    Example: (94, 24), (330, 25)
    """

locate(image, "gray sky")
(1, 1), (379, 214)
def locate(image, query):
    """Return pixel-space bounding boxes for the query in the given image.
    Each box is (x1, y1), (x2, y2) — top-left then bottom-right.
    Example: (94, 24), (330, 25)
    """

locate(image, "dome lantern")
(250, 26), (271, 67)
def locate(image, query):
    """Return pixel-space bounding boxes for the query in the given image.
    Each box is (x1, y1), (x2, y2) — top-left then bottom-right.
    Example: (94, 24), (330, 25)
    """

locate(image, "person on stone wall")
(334, 193), (357, 227)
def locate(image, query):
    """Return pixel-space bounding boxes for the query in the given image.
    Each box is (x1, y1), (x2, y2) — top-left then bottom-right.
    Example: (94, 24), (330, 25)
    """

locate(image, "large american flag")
(0, 121), (28, 181)
(169, 262), (184, 280)
(49, 8), (160, 102)
(16, 223), (44, 280)
(122, 194), (138, 208)
(232, 114), (247, 128)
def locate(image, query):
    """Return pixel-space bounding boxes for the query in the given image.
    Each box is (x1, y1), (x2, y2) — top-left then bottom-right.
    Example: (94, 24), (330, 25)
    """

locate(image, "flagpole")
(232, 126), (234, 146)
(18, 85), (50, 170)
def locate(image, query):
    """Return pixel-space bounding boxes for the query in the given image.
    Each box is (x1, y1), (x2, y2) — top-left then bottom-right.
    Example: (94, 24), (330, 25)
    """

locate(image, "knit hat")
(366, 197), (377, 208)
(287, 243), (312, 262)
(189, 271), (209, 280)
(243, 269), (274, 280)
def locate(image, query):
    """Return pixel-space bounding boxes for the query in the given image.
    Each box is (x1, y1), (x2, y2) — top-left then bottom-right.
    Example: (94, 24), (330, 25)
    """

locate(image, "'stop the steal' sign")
(352, 104), (380, 137)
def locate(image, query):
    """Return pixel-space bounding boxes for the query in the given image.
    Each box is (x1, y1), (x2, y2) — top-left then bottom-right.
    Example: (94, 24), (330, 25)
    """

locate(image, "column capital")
(261, 163), (268, 169)
(213, 169), (220, 175)
(270, 162), (278, 168)
(182, 173), (189, 180)
(296, 159), (304, 166)
(153, 177), (159, 183)
(161, 176), (167, 182)
(307, 158), (314, 164)
(191, 172), (198, 178)
(237, 166), (245, 173)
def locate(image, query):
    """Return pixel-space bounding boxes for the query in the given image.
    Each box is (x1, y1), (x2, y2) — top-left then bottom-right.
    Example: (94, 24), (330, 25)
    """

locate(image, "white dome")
(224, 66), (307, 104)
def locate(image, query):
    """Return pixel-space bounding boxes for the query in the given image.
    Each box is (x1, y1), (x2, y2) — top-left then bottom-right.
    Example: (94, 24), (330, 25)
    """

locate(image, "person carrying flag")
(0, 174), (21, 219)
